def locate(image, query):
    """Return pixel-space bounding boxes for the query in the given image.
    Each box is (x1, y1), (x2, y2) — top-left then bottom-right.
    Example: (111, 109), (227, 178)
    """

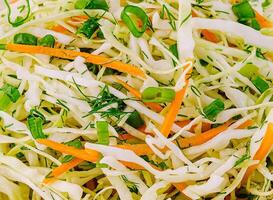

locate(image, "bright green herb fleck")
(203, 99), (225, 121)
(1, 84), (20, 103)
(14, 33), (38, 45)
(75, 0), (109, 11)
(232, 1), (260, 30)
(141, 87), (175, 103)
(234, 154), (250, 167)
(169, 43), (178, 59)
(96, 121), (109, 145)
(27, 115), (46, 139)
(0, 91), (12, 110)
(38, 34), (55, 47)
(4, 0), (31, 27)
(252, 76), (269, 93)
(126, 111), (144, 129)
(238, 63), (259, 78)
(77, 17), (100, 39)
(121, 5), (149, 38)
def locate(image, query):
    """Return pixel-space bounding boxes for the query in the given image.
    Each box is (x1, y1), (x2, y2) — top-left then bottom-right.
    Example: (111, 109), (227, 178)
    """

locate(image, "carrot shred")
(237, 120), (254, 129)
(6, 44), (146, 78)
(255, 11), (273, 28)
(160, 65), (192, 137)
(178, 121), (233, 148)
(116, 78), (163, 112)
(173, 183), (188, 193)
(36, 139), (100, 163)
(43, 158), (83, 184)
(242, 123), (273, 184)
(176, 120), (212, 132)
(115, 144), (154, 155)
(201, 29), (220, 43)
(51, 25), (71, 34)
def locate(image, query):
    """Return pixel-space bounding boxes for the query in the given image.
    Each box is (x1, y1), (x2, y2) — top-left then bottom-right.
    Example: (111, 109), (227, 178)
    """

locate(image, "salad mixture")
(1, 0), (273, 199)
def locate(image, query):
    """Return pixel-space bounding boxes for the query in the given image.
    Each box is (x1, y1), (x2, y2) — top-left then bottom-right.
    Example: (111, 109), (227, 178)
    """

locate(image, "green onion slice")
(77, 18), (100, 39)
(238, 63), (259, 78)
(232, 1), (255, 19)
(0, 90), (12, 110)
(4, 0), (31, 27)
(75, 0), (109, 11)
(38, 34), (55, 47)
(14, 33), (38, 45)
(126, 111), (144, 129)
(121, 5), (149, 38)
(203, 99), (225, 121)
(141, 87), (175, 103)
(1, 84), (20, 103)
(251, 76), (269, 93)
(96, 121), (109, 145)
(27, 116), (46, 139)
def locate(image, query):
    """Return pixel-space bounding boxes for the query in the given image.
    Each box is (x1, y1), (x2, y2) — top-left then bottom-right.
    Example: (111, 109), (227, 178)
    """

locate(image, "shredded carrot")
(192, 11), (219, 43)
(36, 139), (100, 162)
(116, 78), (163, 112)
(160, 65), (192, 137)
(176, 120), (211, 132)
(201, 122), (212, 132)
(178, 121), (233, 148)
(201, 29), (220, 43)
(237, 120), (254, 129)
(173, 183), (188, 194)
(119, 133), (136, 140)
(51, 25), (71, 35)
(43, 158), (83, 184)
(255, 11), (273, 28)
(6, 44), (146, 78)
(115, 144), (154, 155)
(242, 123), (273, 184)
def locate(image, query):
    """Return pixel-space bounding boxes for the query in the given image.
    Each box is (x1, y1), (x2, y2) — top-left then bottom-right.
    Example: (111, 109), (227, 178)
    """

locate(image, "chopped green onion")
(1, 84), (20, 103)
(14, 33), (38, 45)
(238, 63), (259, 78)
(27, 115), (46, 139)
(77, 18), (100, 39)
(232, 1), (260, 30)
(169, 43), (178, 62)
(0, 84), (20, 110)
(203, 99), (225, 121)
(0, 90), (12, 110)
(4, 0), (31, 27)
(141, 87), (175, 103)
(65, 139), (83, 149)
(0, 44), (7, 50)
(121, 5), (149, 38)
(126, 111), (144, 129)
(96, 163), (108, 168)
(38, 34), (55, 47)
(232, 1), (255, 19)
(96, 121), (109, 145)
(75, 0), (109, 11)
(251, 76), (269, 93)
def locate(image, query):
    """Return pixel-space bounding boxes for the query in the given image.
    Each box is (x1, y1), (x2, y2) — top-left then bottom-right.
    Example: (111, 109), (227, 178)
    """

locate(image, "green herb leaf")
(4, 0), (31, 27)
(234, 154), (250, 167)
(1, 84), (20, 103)
(141, 87), (175, 103)
(96, 121), (109, 145)
(14, 33), (38, 45)
(121, 5), (149, 38)
(169, 43), (178, 59)
(252, 76), (269, 93)
(38, 34), (55, 47)
(202, 99), (225, 121)
(0, 90), (12, 110)
(126, 111), (144, 129)
(77, 17), (100, 39)
(27, 116), (46, 139)
(238, 63), (259, 78)
(75, 0), (109, 11)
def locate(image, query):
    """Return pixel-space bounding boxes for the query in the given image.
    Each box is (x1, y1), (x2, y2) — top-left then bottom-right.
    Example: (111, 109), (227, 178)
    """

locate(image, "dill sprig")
(160, 5), (177, 31)
(121, 175), (139, 193)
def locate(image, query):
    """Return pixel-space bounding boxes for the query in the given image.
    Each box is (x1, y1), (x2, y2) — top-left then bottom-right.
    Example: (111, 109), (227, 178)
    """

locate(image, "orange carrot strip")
(201, 29), (220, 43)
(43, 158), (83, 184)
(177, 121), (233, 148)
(51, 25), (71, 35)
(173, 183), (188, 194)
(6, 44), (146, 78)
(115, 144), (154, 155)
(237, 120), (254, 129)
(116, 78), (163, 112)
(242, 123), (273, 184)
(160, 65), (192, 137)
(255, 11), (273, 28)
(37, 139), (100, 163)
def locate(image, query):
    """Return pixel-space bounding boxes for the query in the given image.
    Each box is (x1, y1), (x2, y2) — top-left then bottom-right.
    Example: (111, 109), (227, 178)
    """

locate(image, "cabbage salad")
(1, 0), (273, 199)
